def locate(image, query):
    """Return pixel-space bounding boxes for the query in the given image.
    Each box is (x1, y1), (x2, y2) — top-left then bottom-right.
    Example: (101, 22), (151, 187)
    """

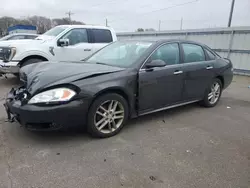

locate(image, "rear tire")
(201, 78), (222, 107)
(87, 93), (129, 138)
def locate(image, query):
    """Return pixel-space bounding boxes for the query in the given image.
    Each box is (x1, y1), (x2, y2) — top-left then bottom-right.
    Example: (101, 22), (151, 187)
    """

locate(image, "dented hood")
(20, 61), (125, 95)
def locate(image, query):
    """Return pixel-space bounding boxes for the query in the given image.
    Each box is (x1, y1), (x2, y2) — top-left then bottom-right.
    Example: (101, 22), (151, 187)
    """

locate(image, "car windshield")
(86, 41), (153, 68)
(43, 26), (68, 36)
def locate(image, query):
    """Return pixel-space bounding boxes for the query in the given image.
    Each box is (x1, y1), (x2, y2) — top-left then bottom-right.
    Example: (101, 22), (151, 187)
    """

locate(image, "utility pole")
(228, 0), (235, 27)
(66, 11), (74, 24)
(105, 18), (108, 27)
(180, 17), (183, 30)
(158, 20), (161, 31)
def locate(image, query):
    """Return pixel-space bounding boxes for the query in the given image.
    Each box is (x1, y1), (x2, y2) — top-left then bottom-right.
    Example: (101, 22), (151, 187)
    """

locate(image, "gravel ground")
(0, 75), (249, 188)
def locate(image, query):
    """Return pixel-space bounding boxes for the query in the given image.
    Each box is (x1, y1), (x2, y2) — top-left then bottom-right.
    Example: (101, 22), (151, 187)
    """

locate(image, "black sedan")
(4, 40), (233, 138)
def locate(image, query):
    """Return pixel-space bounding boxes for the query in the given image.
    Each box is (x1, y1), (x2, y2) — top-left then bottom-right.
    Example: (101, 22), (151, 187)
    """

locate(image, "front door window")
(62, 29), (88, 46)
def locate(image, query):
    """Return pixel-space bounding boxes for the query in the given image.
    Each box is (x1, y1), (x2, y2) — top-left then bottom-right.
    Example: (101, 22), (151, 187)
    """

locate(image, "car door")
(138, 43), (185, 114)
(90, 29), (113, 53)
(54, 28), (93, 61)
(180, 43), (216, 101)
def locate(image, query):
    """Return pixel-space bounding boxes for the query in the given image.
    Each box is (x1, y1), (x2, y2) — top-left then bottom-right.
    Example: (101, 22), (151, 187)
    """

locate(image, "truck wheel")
(87, 93), (129, 138)
(21, 58), (45, 68)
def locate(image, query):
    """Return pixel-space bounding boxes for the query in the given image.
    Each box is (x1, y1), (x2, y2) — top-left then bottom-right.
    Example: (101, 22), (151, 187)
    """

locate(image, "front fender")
(13, 50), (53, 62)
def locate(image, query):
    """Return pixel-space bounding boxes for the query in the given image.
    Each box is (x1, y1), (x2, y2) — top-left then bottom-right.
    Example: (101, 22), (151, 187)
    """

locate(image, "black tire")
(87, 93), (129, 138)
(201, 78), (222, 107)
(21, 58), (44, 68)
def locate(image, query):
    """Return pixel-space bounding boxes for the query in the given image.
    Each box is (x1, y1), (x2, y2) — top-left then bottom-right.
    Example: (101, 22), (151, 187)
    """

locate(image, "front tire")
(201, 78), (222, 107)
(87, 93), (129, 138)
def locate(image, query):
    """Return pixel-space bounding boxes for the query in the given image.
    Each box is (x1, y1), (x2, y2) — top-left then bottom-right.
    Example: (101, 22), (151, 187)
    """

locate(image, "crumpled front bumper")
(4, 87), (90, 131)
(0, 60), (20, 74)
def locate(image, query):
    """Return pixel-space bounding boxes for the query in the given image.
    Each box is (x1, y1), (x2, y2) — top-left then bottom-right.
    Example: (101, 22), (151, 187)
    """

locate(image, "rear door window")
(204, 48), (216, 60)
(182, 43), (205, 63)
(92, 29), (113, 43)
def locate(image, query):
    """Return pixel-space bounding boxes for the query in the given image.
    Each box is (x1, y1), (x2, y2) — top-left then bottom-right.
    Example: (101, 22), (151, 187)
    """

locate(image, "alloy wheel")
(208, 82), (221, 105)
(94, 100), (125, 134)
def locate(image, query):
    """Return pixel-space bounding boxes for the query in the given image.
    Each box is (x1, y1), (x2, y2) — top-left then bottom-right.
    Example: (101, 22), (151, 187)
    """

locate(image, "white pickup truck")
(0, 25), (117, 75)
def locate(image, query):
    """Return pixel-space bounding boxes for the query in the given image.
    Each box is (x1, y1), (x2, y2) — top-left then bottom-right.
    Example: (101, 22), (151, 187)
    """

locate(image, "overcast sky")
(1, 0), (250, 32)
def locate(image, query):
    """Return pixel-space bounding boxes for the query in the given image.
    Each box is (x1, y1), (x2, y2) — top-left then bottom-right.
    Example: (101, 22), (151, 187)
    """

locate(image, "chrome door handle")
(174, 70), (183, 75)
(206, 66), (213, 70)
(84, 49), (91, 51)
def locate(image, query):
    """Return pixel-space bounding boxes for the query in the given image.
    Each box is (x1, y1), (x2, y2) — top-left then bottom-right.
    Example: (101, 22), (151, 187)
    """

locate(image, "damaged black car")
(4, 40), (233, 138)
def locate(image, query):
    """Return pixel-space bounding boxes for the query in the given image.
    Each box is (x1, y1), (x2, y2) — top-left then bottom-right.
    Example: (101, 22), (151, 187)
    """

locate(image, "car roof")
(119, 39), (207, 47)
(9, 33), (38, 36)
(56, 25), (112, 30)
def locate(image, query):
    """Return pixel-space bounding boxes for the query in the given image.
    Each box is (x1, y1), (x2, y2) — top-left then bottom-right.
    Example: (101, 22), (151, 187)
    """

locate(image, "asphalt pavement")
(0, 75), (249, 188)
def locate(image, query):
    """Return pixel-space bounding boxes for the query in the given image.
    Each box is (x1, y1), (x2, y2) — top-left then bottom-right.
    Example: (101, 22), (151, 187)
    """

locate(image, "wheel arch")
(90, 87), (131, 114)
(216, 75), (224, 88)
(19, 55), (48, 66)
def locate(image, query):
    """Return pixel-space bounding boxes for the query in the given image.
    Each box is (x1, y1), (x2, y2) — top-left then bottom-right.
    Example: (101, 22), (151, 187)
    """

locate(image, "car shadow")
(22, 127), (92, 145)
(124, 103), (200, 131)
(21, 103), (200, 145)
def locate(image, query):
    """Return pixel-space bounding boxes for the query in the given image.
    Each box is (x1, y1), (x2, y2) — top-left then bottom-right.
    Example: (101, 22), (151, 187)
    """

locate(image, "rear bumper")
(0, 60), (20, 74)
(4, 88), (90, 131)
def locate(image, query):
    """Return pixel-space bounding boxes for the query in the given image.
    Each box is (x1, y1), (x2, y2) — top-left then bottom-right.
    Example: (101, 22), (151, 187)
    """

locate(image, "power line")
(109, 0), (199, 23)
(90, 0), (129, 8)
(104, 0), (175, 19)
(66, 11), (74, 22)
(144, 0), (198, 14)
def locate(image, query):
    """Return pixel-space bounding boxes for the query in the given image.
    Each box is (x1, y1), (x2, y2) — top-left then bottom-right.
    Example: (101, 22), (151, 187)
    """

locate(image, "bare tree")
(0, 17), (18, 35)
(136, 28), (156, 32)
(136, 28), (144, 32)
(145, 28), (156, 31)
(0, 16), (85, 35)
(28, 16), (52, 34)
(52, 18), (84, 26)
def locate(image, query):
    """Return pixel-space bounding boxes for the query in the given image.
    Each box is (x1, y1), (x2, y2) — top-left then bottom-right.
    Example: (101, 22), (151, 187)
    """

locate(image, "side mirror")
(58, 39), (69, 47)
(146, 59), (167, 69)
